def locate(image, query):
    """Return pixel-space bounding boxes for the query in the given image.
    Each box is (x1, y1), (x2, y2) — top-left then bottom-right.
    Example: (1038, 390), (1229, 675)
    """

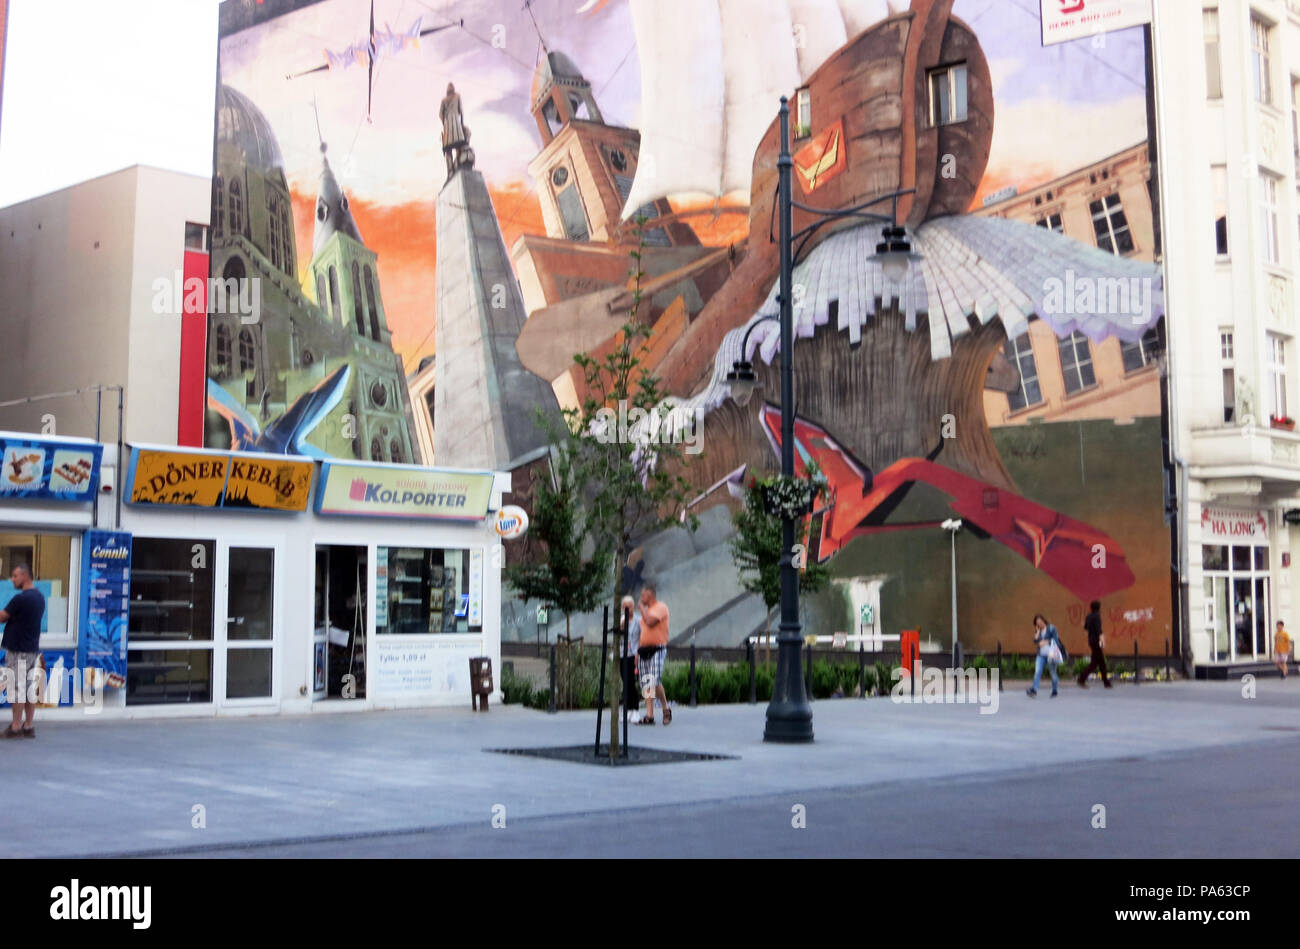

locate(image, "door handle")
(227, 616), (245, 625)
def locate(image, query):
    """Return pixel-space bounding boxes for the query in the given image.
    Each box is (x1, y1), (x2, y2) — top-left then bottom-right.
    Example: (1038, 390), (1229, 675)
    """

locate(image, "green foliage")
(873, 660), (894, 696)
(729, 469), (831, 614)
(501, 666), (534, 706)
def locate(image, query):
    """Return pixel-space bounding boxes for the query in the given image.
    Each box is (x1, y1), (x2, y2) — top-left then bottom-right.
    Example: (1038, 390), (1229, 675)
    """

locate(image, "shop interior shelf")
(130, 600), (195, 610)
(128, 630), (207, 641)
(391, 551), (424, 560)
(133, 569), (196, 579)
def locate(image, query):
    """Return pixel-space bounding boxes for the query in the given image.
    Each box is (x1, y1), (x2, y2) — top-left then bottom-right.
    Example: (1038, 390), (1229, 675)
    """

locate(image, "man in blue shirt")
(1, 564), (46, 738)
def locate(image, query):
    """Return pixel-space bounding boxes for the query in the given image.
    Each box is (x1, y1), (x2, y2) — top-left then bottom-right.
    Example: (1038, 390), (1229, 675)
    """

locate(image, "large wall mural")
(208, 0), (1169, 654)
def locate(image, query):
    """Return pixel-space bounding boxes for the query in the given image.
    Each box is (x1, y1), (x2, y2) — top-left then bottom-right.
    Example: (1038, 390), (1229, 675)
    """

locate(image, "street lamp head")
(727, 360), (758, 407)
(941, 518), (963, 532)
(874, 225), (922, 285)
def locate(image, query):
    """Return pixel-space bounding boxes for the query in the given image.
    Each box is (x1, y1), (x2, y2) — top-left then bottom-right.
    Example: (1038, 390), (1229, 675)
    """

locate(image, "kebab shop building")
(0, 432), (511, 718)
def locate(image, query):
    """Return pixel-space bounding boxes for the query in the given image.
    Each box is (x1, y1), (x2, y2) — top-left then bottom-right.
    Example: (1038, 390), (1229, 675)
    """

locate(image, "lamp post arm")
(737, 314), (781, 365)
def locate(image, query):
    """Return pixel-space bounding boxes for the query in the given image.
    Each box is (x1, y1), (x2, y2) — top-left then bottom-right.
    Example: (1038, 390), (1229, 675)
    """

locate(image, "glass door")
(216, 542), (278, 705)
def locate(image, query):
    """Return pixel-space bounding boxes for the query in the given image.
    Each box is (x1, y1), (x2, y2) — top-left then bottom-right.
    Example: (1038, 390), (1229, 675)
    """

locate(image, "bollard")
(548, 643), (557, 714)
(689, 642), (698, 708)
(748, 639), (757, 704)
(997, 640), (1004, 692)
(858, 640), (866, 699)
(1134, 639), (1140, 685)
(1165, 638), (1171, 683)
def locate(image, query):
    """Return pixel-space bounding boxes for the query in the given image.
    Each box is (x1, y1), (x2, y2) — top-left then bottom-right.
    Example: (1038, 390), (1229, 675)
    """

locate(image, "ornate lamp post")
(727, 97), (922, 743)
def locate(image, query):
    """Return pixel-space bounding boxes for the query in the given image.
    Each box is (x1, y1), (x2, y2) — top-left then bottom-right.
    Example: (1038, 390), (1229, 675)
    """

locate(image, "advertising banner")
(76, 530), (132, 689)
(1040, 0), (1152, 46)
(0, 435), (102, 502)
(315, 462), (494, 520)
(126, 448), (314, 512)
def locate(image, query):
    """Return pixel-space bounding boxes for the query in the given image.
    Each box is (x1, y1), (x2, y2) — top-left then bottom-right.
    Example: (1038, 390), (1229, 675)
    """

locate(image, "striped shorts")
(638, 647), (666, 692)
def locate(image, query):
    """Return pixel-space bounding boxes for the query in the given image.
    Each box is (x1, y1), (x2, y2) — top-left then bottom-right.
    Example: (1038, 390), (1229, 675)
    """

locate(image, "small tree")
(504, 439), (611, 706)
(565, 218), (699, 753)
(730, 471), (831, 665)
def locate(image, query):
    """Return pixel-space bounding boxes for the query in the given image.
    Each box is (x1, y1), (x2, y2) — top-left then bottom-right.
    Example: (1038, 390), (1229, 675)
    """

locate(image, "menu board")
(0, 436), (102, 502)
(76, 530), (132, 689)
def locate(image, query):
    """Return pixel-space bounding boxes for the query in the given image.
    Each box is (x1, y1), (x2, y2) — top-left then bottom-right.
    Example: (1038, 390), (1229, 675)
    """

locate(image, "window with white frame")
(928, 63), (968, 127)
(1268, 332), (1288, 419)
(1120, 327), (1162, 373)
(1036, 212), (1063, 233)
(1212, 165), (1228, 255)
(1004, 333), (1043, 412)
(1252, 15), (1273, 105)
(0, 533), (77, 642)
(1221, 330), (1235, 422)
(1058, 331), (1096, 395)
(1090, 193), (1134, 254)
(1260, 172), (1280, 265)
(1205, 8), (1222, 99)
(795, 87), (811, 140)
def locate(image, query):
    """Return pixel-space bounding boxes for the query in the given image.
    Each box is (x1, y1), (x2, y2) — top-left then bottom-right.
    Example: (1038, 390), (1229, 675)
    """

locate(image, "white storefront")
(1190, 504), (1284, 668)
(0, 434), (509, 719)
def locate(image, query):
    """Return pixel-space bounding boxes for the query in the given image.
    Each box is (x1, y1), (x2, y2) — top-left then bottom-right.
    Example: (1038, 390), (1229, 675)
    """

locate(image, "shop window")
(365, 267), (381, 342)
(351, 262), (366, 336)
(1058, 331), (1096, 395)
(377, 547), (480, 634)
(127, 538), (215, 706)
(928, 63), (968, 127)
(1004, 332), (1043, 411)
(1090, 193), (1134, 255)
(0, 533), (76, 639)
(1202, 545), (1228, 571)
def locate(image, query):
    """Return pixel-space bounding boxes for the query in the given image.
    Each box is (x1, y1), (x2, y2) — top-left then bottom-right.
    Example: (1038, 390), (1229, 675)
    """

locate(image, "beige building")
(978, 143), (1162, 427)
(0, 164), (210, 444)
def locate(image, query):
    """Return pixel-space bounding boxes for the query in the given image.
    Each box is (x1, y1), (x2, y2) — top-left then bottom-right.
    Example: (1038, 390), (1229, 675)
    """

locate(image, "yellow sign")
(316, 462), (494, 520)
(128, 449), (314, 512)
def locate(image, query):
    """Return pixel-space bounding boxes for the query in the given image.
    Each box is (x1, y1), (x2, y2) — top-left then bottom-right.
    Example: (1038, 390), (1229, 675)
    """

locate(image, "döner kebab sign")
(315, 461), (494, 521)
(126, 447), (314, 512)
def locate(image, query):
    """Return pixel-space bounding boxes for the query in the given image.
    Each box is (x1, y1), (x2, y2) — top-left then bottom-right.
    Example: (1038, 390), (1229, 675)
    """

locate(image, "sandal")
(663, 708), (672, 725)
(21, 727), (33, 739)
(635, 716), (656, 725)
(2, 726), (22, 739)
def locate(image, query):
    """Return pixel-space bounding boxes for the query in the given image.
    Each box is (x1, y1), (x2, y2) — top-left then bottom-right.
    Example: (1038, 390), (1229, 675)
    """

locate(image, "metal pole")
(858, 640), (865, 699)
(764, 94), (813, 743)
(1165, 638), (1171, 682)
(1134, 639), (1140, 685)
(115, 386), (124, 529)
(92, 388), (103, 527)
(548, 643), (556, 714)
(748, 639), (757, 704)
(997, 640), (1004, 691)
(950, 528), (958, 659)
(689, 642), (697, 708)
(595, 606), (608, 757)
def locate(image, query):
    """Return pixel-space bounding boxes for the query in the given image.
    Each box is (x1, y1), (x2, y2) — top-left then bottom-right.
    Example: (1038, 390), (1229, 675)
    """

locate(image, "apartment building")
(1156, 0), (1300, 673)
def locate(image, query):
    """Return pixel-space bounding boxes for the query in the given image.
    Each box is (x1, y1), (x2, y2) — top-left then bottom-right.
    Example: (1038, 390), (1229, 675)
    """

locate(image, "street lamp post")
(942, 518), (962, 663)
(727, 97), (922, 743)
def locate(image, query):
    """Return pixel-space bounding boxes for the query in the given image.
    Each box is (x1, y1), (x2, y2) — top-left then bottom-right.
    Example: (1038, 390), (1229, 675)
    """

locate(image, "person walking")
(1027, 613), (1063, 698)
(0, 564), (45, 737)
(1077, 599), (1112, 688)
(635, 584), (672, 725)
(621, 595), (642, 717)
(1274, 620), (1292, 679)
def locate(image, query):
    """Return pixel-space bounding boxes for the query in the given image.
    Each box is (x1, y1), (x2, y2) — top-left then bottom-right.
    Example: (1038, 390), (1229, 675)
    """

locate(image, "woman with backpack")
(1027, 613), (1066, 698)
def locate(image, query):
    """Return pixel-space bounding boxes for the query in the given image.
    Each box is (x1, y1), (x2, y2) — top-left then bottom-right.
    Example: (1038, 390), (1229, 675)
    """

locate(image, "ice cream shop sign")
(1201, 508), (1268, 542)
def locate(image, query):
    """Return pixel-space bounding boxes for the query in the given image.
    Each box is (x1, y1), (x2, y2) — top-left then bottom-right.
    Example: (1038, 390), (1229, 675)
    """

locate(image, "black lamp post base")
(764, 638), (814, 743)
(763, 711), (814, 743)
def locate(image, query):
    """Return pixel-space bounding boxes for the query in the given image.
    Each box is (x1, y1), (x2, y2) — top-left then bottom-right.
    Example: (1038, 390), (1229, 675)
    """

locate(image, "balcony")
(1188, 422), (1300, 488)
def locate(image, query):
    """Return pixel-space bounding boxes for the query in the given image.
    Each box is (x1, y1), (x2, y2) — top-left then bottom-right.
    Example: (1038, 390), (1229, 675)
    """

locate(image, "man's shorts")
(3, 651), (42, 702)
(638, 646), (666, 692)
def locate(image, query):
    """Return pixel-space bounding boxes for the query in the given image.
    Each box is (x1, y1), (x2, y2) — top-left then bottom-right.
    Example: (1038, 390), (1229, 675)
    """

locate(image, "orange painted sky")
(288, 182), (750, 372)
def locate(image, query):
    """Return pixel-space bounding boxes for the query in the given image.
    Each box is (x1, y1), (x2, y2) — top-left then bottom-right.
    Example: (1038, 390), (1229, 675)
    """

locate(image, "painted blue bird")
(206, 365), (351, 458)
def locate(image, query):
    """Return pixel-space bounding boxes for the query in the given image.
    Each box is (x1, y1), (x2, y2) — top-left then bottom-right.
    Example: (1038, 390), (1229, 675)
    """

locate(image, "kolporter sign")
(126, 448), (313, 512)
(0, 435), (102, 502)
(315, 462), (494, 520)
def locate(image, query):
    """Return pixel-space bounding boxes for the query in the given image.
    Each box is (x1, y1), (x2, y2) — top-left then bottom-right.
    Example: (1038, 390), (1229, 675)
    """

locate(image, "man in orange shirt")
(635, 584), (672, 725)
(1275, 620), (1292, 679)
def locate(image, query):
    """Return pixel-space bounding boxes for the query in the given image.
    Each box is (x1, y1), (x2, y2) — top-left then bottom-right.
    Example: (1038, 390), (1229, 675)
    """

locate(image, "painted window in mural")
(215, 324), (231, 376)
(351, 262), (366, 336)
(1058, 331), (1096, 395)
(1090, 193), (1133, 255)
(228, 178), (243, 234)
(928, 63), (967, 127)
(1036, 212), (1063, 233)
(1121, 328), (1161, 373)
(1005, 333), (1042, 412)
(364, 267), (380, 342)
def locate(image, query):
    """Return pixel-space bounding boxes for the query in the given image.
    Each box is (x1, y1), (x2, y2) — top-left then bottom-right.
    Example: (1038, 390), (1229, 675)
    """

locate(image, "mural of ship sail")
(619, 0), (907, 216)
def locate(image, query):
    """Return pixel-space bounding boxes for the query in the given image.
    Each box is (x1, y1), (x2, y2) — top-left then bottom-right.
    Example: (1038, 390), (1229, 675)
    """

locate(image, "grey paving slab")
(2, 679), (1297, 858)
